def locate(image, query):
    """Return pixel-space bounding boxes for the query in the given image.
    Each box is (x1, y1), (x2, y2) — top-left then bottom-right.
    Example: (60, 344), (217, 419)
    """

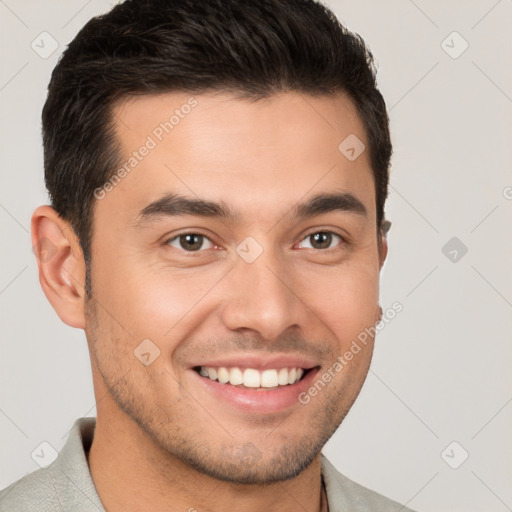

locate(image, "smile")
(195, 366), (307, 389)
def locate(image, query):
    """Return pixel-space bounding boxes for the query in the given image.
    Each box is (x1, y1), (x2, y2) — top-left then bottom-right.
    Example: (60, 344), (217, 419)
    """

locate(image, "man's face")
(86, 91), (385, 483)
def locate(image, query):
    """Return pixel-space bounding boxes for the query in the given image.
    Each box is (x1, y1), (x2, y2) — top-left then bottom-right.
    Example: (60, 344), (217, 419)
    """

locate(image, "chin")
(176, 439), (323, 485)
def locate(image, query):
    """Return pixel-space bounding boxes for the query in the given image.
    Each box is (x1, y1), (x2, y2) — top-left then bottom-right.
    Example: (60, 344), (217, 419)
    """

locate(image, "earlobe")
(31, 205), (87, 329)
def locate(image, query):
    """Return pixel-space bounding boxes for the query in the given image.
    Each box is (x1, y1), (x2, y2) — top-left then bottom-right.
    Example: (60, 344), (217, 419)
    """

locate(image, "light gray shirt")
(0, 417), (416, 511)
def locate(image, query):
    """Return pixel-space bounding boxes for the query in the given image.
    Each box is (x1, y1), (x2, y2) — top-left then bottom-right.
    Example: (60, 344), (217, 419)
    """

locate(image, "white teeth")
(229, 367), (243, 385)
(198, 366), (306, 388)
(278, 368), (289, 385)
(217, 367), (230, 384)
(261, 369), (279, 388)
(243, 368), (260, 388)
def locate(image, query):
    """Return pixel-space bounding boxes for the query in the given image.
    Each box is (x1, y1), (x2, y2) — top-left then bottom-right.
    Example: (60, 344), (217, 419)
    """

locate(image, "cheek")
(93, 252), (227, 340)
(296, 259), (380, 343)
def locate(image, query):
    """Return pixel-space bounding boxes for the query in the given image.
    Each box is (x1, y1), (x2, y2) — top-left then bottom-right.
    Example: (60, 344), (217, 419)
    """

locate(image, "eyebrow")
(134, 191), (367, 228)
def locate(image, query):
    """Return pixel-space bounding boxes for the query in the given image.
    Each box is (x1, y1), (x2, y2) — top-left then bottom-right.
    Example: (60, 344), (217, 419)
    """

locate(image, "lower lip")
(190, 367), (320, 414)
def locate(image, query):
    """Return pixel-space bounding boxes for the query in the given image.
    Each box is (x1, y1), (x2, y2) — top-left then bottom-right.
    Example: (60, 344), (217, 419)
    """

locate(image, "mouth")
(193, 365), (312, 390)
(188, 355), (321, 413)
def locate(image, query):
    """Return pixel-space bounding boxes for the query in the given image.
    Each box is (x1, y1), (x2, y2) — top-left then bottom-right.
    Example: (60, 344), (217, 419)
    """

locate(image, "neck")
(87, 410), (326, 512)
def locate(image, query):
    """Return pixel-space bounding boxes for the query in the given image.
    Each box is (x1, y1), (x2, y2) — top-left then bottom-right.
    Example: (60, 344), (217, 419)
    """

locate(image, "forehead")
(97, 91), (375, 228)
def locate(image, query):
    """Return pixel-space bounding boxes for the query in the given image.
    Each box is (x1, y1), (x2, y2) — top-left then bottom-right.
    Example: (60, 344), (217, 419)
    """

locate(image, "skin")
(32, 91), (388, 512)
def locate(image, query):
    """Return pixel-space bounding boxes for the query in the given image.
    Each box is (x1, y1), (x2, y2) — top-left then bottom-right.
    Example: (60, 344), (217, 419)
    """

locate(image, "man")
(0, 0), (415, 510)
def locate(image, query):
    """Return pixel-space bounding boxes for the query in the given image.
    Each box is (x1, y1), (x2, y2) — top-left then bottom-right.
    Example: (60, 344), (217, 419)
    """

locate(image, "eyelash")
(164, 230), (347, 254)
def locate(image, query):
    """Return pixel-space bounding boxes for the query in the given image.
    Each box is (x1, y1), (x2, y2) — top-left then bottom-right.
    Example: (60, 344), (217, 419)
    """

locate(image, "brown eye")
(298, 231), (342, 250)
(166, 233), (214, 252)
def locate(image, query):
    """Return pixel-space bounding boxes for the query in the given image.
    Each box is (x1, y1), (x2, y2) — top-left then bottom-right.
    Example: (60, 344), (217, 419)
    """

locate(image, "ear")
(31, 205), (87, 329)
(378, 235), (388, 270)
(378, 219), (391, 269)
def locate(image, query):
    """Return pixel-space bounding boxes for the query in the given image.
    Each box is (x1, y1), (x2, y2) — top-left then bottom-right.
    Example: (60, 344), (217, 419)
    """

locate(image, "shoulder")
(0, 467), (61, 510)
(0, 417), (104, 511)
(321, 454), (418, 512)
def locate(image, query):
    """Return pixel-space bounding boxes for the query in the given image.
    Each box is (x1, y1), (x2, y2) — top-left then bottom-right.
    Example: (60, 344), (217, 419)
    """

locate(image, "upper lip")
(189, 353), (319, 371)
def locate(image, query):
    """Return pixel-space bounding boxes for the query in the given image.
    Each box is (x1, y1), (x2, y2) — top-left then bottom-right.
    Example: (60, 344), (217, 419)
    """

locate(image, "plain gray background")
(1, 1), (511, 510)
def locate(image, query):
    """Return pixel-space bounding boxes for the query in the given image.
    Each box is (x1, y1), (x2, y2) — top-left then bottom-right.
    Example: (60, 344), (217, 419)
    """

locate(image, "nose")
(219, 247), (306, 341)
